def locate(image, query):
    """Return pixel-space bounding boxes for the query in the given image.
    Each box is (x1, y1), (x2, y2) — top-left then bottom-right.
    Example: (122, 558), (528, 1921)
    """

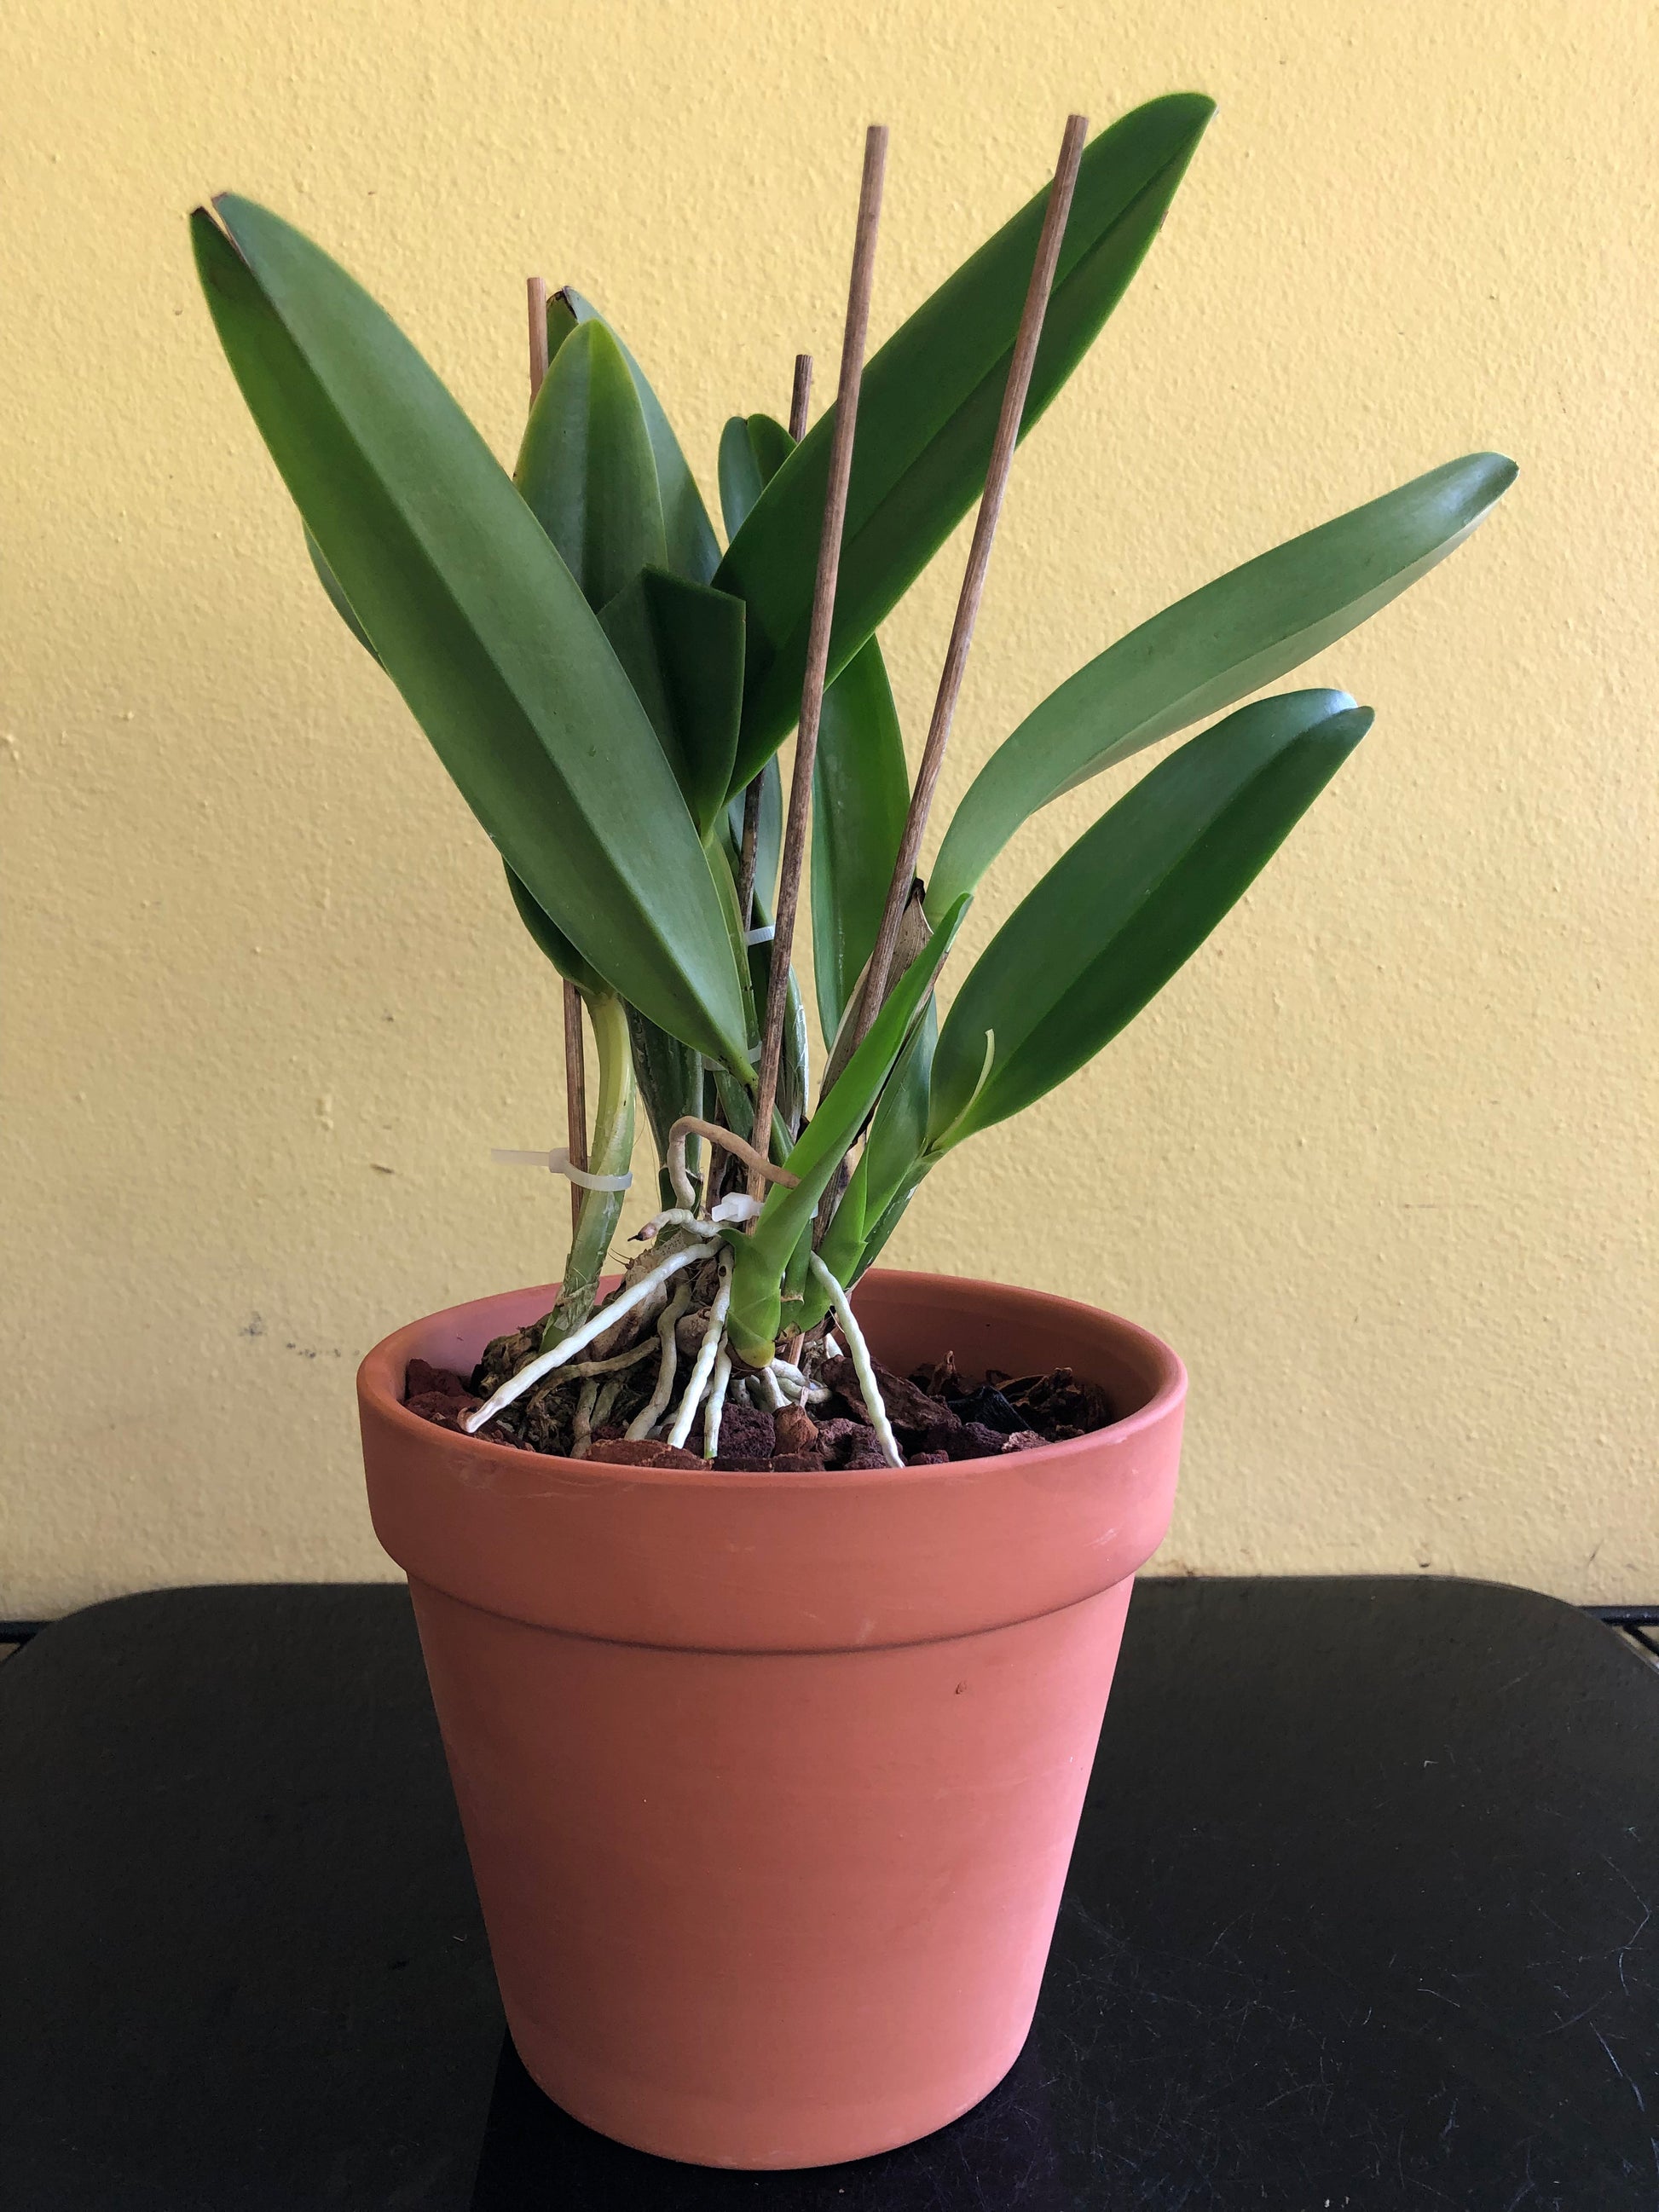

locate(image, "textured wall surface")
(3, 0), (1654, 1614)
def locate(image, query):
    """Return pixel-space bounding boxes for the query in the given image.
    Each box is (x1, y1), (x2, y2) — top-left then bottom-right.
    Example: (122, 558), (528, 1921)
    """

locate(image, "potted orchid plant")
(194, 95), (1513, 2170)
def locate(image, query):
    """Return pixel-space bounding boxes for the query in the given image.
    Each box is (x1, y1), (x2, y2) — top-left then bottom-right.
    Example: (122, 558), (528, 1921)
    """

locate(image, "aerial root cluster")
(463, 1203), (899, 1466)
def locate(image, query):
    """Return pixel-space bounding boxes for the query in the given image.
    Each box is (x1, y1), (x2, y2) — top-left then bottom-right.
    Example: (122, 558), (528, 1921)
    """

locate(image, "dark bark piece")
(404, 1390), (482, 1431)
(814, 1418), (874, 1469)
(910, 1353), (962, 1401)
(772, 1453), (827, 1472)
(774, 1405), (819, 1454)
(1000, 1429), (1045, 1453)
(940, 1421), (1010, 1463)
(945, 1384), (1026, 1435)
(820, 1356), (957, 1434)
(713, 1455), (774, 1473)
(715, 1404), (777, 1460)
(405, 1359), (471, 1401)
(909, 1450), (951, 1465)
(587, 1438), (705, 1470)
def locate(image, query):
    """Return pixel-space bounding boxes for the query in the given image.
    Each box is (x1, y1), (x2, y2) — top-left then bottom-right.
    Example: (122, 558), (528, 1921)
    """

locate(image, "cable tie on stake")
(743, 923), (776, 946)
(491, 1147), (633, 1193)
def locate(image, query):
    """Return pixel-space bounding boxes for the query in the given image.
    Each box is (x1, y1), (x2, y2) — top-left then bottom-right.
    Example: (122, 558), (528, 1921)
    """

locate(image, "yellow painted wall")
(3, 0), (1654, 1616)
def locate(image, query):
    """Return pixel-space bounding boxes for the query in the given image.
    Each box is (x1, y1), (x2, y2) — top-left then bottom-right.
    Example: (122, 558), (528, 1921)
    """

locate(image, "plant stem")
(748, 126), (887, 1198)
(848, 113), (1087, 1056)
(543, 990), (637, 1348)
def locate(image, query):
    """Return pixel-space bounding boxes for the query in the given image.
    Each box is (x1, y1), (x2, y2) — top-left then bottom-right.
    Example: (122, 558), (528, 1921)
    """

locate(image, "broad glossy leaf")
(720, 407), (911, 1033)
(717, 94), (1214, 779)
(814, 998), (936, 1291)
(506, 863), (605, 996)
(725, 903), (966, 1363)
(598, 567), (744, 840)
(928, 452), (1516, 915)
(516, 320), (665, 612)
(552, 287), (720, 585)
(626, 1005), (702, 1204)
(194, 197), (749, 1070)
(811, 638), (910, 1039)
(718, 413), (794, 539)
(928, 690), (1370, 1147)
(304, 524), (380, 661)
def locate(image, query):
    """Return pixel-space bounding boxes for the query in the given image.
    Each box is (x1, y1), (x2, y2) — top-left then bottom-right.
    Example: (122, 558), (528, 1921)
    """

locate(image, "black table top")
(3, 1576), (1655, 2210)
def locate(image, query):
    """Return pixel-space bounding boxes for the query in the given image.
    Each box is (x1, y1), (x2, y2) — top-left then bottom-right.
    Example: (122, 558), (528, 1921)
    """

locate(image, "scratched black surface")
(3, 1580), (1655, 2210)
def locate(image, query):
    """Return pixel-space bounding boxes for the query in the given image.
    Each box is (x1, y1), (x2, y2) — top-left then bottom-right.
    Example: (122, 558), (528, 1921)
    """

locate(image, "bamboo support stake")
(748, 128), (888, 1198)
(528, 274), (589, 1235)
(848, 113), (1088, 1055)
(736, 351), (815, 928)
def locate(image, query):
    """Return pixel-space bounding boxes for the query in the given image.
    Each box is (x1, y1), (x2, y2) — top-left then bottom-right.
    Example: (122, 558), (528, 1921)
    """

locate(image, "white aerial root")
(667, 1117), (799, 1212)
(666, 1250), (733, 1450)
(702, 1341), (734, 1458)
(544, 1337), (659, 1383)
(569, 1377), (600, 1459)
(753, 1365), (788, 1410)
(635, 1206), (704, 1241)
(826, 1332), (844, 1359)
(625, 1277), (694, 1441)
(807, 1254), (902, 1469)
(464, 1238), (720, 1433)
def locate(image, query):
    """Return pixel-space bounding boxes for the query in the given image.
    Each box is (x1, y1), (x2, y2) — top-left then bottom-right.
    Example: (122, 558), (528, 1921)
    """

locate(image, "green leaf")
(719, 406), (910, 1033)
(718, 412), (794, 539)
(554, 287), (721, 586)
(598, 567), (744, 840)
(725, 902), (966, 1364)
(505, 863), (606, 996)
(515, 319), (666, 613)
(716, 94), (1214, 781)
(811, 637), (910, 1038)
(814, 997), (936, 1291)
(928, 690), (1370, 1147)
(194, 196), (750, 1071)
(304, 523), (381, 661)
(928, 451), (1516, 916)
(626, 1005), (702, 1199)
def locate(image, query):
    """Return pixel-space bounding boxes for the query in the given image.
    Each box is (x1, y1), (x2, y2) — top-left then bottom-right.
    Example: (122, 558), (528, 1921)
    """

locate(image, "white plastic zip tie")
(808, 1254), (902, 1468)
(491, 1146), (633, 1193)
(743, 923), (776, 945)
(667, 1251), (733, 1450)
(463, 1239), (719, 1432)
(710, 1191), (763, 1224)
(703, 1342), (734, 1458)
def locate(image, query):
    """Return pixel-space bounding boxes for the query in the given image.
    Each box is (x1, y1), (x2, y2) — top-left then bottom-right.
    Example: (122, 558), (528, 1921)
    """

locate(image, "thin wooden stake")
(848, 113), (1088, 1056)
(789, 349), (814, 442)
(736, 351), (815, 927)
(748, 128), (888, 1198)
(528, 273), (588, 1235)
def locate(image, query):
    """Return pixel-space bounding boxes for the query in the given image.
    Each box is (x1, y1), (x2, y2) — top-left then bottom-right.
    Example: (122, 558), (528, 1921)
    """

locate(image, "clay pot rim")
(360, 1264), (1186, 1493)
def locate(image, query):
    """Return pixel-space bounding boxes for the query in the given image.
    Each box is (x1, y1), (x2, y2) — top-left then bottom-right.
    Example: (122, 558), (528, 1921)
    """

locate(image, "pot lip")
(358, 1265), (1187, 1492)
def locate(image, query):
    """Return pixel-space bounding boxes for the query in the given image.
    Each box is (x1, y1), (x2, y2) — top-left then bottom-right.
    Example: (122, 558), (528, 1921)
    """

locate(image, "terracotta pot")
(359, 1267), (1185, 2169)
